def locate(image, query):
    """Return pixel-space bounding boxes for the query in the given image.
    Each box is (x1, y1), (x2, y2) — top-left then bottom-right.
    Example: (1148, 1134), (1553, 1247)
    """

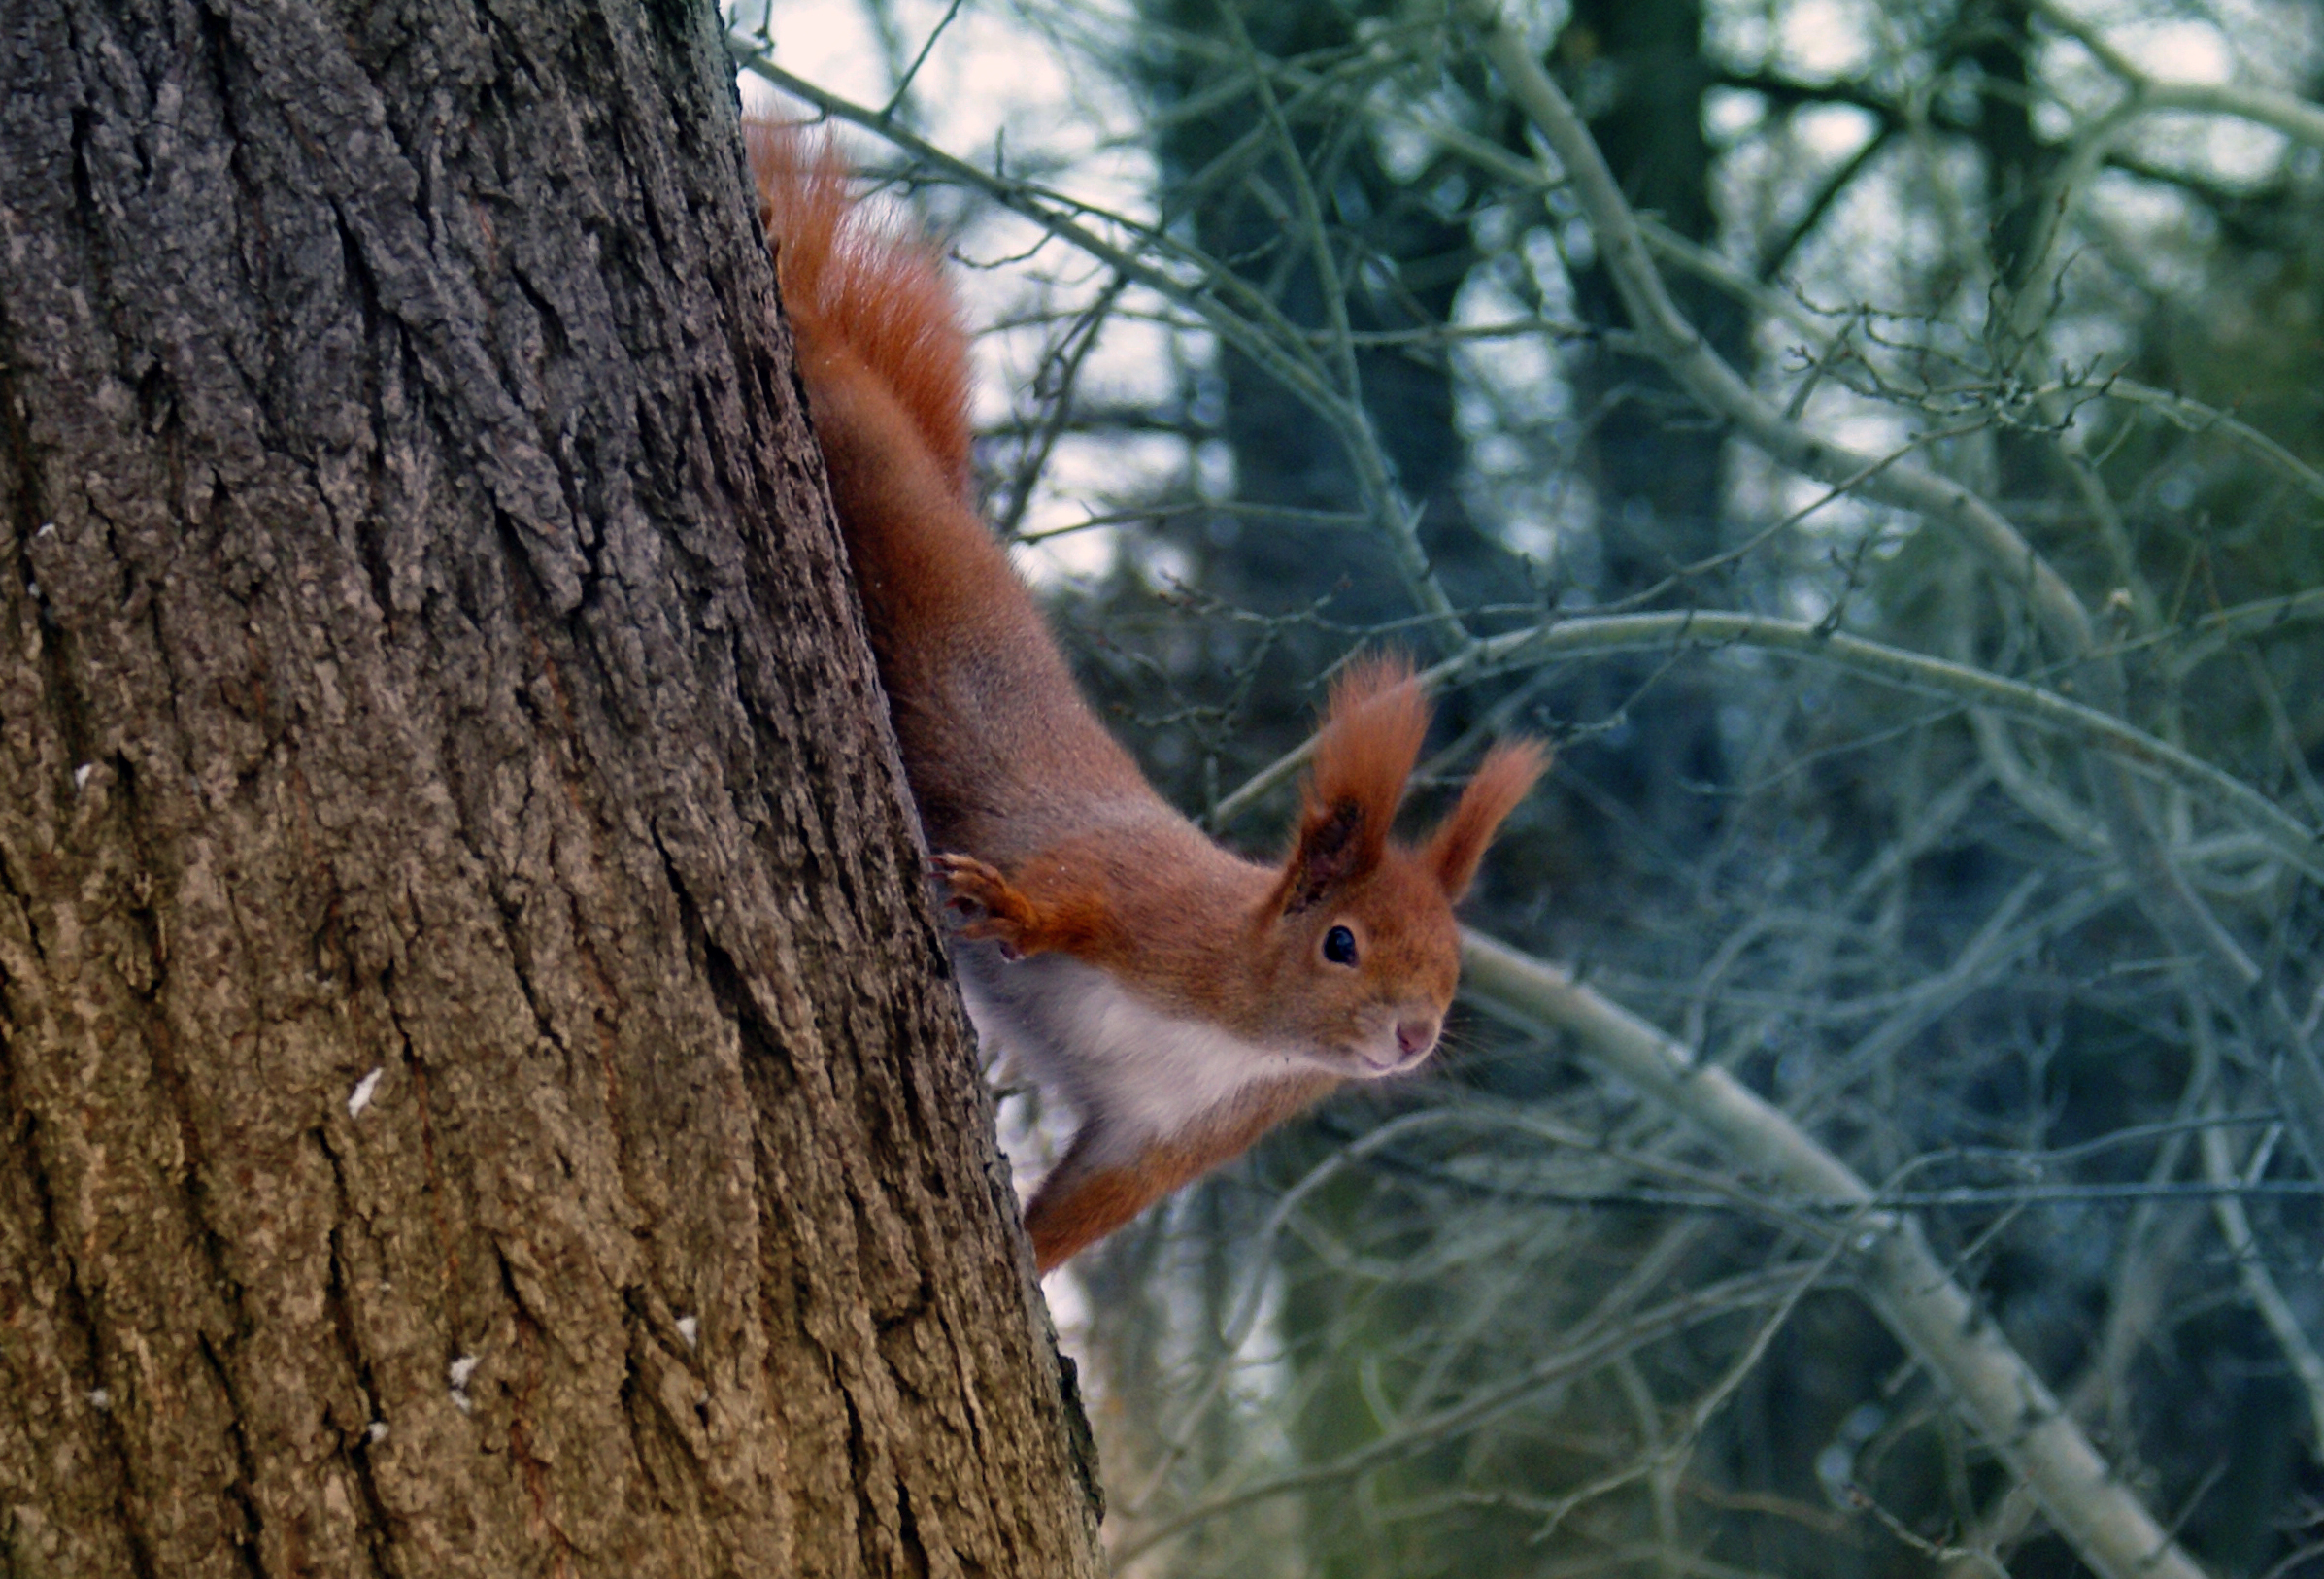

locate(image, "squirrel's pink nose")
(1396, 1017), (1440, 1058)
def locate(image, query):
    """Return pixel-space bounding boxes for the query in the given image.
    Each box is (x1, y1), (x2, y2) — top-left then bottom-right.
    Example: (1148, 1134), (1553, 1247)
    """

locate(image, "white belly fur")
(954, 944), (1310, 1165)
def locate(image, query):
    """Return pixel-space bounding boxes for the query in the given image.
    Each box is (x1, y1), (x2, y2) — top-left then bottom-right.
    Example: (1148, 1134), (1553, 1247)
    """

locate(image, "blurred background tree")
(738, 0), (2324, 1573)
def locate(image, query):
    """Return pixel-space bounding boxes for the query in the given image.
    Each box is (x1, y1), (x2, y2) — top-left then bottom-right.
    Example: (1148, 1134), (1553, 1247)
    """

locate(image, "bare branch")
(1460, 929), (2217, 1579)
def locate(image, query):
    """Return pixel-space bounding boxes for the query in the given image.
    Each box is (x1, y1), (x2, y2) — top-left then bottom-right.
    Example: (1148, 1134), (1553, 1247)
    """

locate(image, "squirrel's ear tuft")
(1276, 655), (1430, 912)
(1423, 740), (1545, 901)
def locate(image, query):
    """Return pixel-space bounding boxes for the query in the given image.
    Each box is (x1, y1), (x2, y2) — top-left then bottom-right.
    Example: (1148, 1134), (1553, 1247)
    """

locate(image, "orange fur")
(746, 123), (972, 494)
(1023, 1073), (1336, 1269)
(749, 122), (1542, 1275)
(1275, 655), (1431, 913)
(1428, 741), (1548, 900)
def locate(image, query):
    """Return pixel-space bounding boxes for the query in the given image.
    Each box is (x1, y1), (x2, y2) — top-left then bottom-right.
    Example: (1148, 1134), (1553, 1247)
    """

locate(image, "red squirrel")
(747, 123), (1543, 1272)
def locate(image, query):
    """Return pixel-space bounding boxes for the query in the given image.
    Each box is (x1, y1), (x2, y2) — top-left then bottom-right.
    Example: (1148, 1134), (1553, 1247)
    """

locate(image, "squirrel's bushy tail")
(744, 120), (974, 498)
(743, 117), (1143, 854)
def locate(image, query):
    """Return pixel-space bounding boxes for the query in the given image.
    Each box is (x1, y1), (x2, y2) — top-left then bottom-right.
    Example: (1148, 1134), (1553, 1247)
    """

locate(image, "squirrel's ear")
(1275, 655), (1429, 913)
(1423, 741), (1546, 901)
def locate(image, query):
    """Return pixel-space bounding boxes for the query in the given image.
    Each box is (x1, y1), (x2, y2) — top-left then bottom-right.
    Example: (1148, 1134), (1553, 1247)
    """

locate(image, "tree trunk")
(0, 2), (1102, 1574)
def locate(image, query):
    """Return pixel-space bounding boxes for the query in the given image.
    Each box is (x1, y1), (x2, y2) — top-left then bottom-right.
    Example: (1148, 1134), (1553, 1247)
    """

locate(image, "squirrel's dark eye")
(1323, 925), (1359, 966)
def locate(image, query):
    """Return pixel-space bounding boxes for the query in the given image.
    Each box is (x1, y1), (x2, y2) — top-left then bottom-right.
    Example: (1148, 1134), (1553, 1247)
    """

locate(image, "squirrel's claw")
(932, 853), (1036, 960)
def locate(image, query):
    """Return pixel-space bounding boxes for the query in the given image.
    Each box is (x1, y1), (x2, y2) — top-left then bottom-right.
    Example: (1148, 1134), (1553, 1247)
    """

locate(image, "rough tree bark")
(0, 1), (1102, 1574)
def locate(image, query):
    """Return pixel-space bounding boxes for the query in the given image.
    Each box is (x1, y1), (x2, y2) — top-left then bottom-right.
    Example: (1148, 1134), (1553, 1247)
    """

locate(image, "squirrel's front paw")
(932, 854), (1038, 960)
